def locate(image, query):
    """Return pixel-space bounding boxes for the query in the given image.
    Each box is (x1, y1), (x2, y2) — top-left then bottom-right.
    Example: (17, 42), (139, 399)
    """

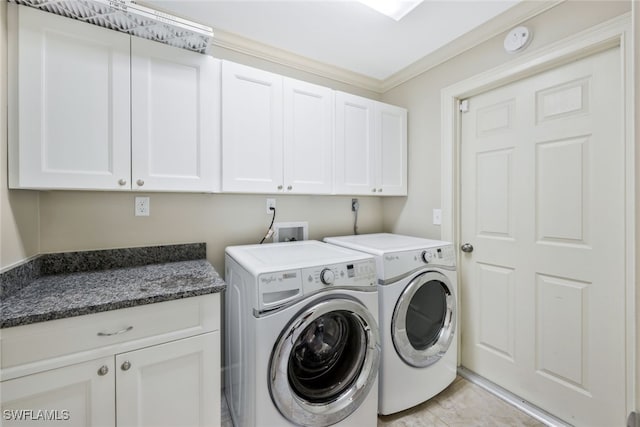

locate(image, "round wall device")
(503, 26), (532, 54)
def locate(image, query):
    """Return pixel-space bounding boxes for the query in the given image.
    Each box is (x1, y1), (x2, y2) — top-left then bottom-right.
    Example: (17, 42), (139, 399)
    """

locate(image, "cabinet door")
(8, 5), (131, 190)
(334, 91), (376, 195)
(283, 78), (334, 194)
(131, 38), (220, 193)
(116, 332), (220, 427)
(376, 102), (407, 196)
(1, 357), (115, 427)
(221, 61), (283, 193)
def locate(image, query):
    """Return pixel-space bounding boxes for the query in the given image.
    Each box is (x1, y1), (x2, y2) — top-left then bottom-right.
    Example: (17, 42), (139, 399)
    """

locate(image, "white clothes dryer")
(224, 240), (380, 427)
(324, 233), (457, 415)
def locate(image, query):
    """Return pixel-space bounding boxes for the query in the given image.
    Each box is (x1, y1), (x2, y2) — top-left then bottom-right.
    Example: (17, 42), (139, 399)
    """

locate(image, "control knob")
(320, 268), (335, 285)
(421, 250), (433, 264)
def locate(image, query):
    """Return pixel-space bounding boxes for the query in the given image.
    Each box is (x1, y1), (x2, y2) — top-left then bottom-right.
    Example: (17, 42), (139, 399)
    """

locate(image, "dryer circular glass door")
(392, 271), (456, 368)
(269, 297), (380, 427)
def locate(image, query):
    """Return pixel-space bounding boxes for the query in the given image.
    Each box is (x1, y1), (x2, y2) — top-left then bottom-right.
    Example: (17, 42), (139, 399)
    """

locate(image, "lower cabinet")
(117, 332), (220, 427)
(1, 333), (219, 427)
(1, 357), (115, 427)
(1, 295), (221, 427)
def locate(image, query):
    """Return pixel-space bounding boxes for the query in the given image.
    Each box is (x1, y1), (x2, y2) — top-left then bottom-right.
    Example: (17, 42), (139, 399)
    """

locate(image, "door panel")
(460, 47), (624, 426)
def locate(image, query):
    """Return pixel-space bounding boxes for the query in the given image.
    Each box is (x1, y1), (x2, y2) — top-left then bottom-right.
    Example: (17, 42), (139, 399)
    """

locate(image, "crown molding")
(210, 29), (384, 93)
(209, 1), (564, 94)
(380, 0), (565, 92)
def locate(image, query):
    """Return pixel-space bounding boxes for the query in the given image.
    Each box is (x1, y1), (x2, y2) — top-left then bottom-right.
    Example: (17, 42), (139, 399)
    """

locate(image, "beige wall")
(39, 192), (383, 274)
(0, 0), (39, 270)
(380, 0), (631, 239)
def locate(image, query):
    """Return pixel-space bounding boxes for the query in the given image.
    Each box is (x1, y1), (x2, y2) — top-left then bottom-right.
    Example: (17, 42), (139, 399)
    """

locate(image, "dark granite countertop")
(0, 244), (226, 329)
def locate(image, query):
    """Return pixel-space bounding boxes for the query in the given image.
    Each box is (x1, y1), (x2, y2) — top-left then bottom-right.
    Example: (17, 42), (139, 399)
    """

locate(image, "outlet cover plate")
(135, 197), (150, 216)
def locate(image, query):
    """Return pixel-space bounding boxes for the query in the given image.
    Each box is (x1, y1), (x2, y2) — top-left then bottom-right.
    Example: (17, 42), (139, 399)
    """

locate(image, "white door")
(115, 332), (219, 427)
(9, 6), (130, 190)
(221, 61), (283, 193)
(131, 38), (220, 193)
(376, 102), (407, 196)
(334, 91), (376, 195)
(283, 77), (333, 194)
(460, 47), (625, 426)
(1, 357), (115, 427)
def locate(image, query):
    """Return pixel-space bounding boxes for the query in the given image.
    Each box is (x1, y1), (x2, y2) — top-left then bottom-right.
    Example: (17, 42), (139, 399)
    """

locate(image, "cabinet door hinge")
(459, 99), (469, 113)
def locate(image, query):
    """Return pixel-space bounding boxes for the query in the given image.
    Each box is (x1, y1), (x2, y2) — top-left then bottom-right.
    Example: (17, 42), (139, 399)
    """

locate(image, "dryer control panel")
(419, 245), (456, 267)
(381, 244), (456, 280)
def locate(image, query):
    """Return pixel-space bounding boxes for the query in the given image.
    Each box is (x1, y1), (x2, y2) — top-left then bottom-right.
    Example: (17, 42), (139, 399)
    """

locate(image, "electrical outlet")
(351, 198), (359, 212)
(135, 197), (150, 216)
(266, 198), (276, 214)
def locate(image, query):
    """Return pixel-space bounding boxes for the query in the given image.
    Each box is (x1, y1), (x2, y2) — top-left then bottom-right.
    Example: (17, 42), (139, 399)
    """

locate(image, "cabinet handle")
(371, 188), (376, 193)
(277, 185), (283, 190)
(287, 185), (293, 191)
(118, 179), (127, 186)
(97, 326), (133, 337)
(97, 365), (109, 376)
(377, 188), (383, 193)
(136, 179), (145, 187)
(121, 361), (132, 371)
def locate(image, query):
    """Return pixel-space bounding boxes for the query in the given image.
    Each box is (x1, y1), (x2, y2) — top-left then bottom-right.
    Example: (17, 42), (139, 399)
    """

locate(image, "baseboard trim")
(457, 366), (572, 427)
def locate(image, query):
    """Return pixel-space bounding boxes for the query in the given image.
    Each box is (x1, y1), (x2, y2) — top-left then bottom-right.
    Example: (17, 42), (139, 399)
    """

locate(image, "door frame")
(440, 13), (635, 416)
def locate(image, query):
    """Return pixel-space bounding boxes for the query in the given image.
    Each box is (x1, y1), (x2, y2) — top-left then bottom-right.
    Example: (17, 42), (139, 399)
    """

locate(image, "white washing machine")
(224, 240), (381, 427)
(324, 233), (457, 415)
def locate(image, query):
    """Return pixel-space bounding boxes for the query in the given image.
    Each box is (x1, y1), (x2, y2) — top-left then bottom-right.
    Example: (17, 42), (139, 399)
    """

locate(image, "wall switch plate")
(266, 198), (276, 214)
(135, 197), (150, 216)
(433, 208), (442, 225)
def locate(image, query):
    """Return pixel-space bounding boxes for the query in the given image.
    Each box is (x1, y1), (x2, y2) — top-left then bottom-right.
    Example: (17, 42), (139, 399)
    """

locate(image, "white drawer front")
(1, 294), (220, 370)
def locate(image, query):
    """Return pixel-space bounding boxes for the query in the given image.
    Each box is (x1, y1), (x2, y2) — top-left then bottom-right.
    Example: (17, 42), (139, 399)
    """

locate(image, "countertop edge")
(0, 285), (226, 329)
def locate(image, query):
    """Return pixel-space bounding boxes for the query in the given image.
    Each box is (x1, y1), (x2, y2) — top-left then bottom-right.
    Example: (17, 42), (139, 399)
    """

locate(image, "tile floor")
(222, 375), (545, 426)
(377, 376), (545, 427)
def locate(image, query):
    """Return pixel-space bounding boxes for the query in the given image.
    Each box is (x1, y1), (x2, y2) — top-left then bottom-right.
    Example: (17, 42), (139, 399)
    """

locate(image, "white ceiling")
(146, 0), (521, 81)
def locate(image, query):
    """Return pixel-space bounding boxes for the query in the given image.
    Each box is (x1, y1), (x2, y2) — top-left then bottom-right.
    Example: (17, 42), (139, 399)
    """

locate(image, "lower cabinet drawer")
(1, 294), (220, 371)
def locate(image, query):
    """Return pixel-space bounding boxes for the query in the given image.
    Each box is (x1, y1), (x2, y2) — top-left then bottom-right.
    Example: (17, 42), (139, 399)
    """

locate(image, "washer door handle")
(461, 243), (474, 253)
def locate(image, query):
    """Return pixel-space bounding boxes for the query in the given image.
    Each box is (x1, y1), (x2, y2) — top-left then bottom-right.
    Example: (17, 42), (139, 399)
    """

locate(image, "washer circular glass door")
(392, 271), (456, 368)
(269, 297), (380, 427)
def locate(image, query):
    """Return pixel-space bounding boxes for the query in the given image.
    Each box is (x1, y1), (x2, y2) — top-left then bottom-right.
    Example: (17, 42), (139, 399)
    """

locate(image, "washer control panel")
(302, 259), (377, 293)
(256, 259), (376, 311)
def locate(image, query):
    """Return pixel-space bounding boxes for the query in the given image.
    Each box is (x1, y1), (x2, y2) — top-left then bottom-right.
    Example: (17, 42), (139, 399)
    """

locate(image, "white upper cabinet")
(334, 92), (407, 196)
(9, 5), (219, 192)
(8, 5), (131, 190)
(222, 61), (283, 193)
(131, 38), (219, 192)
(283, 78), (334, 194)
(376, 102), (408, 195)
(334, 92), (376, 195)
(222, 61), (334, 194)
